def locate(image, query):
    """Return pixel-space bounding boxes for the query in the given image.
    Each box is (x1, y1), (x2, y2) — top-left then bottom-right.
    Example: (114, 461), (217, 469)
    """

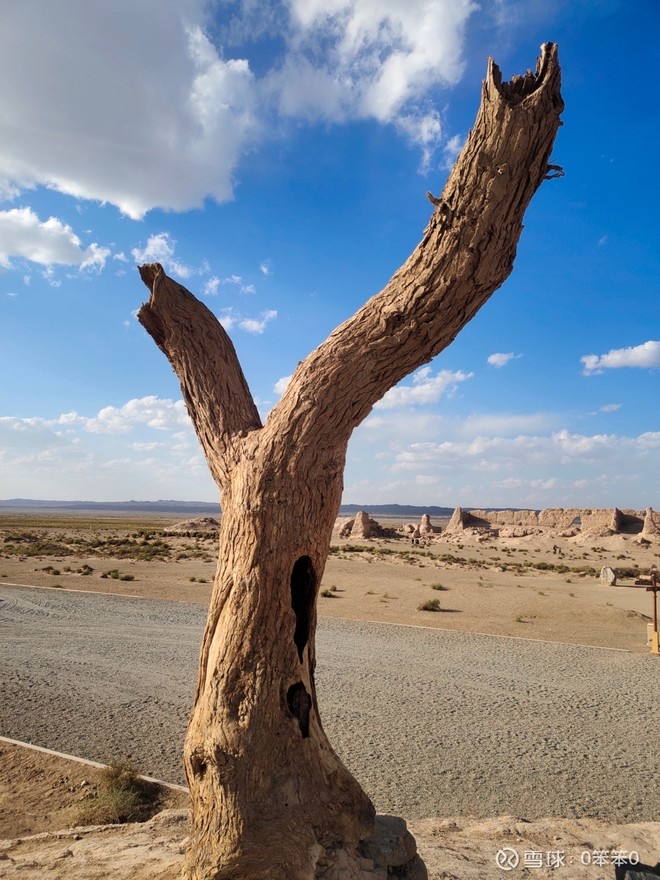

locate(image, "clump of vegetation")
(74, 759), (159, 825)
(418, 598), (442, 612)
(101, 569), (135, 582)
(613, 565), (641, 579)
(320, 589), (336, 598)
(430, 582), (447, 591)
(3, 531), (74, 557)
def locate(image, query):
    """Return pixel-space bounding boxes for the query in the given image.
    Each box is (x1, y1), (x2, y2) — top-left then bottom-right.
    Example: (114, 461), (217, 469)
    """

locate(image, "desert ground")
(0, 510), (658, 878)
(0, 511), (656, 650)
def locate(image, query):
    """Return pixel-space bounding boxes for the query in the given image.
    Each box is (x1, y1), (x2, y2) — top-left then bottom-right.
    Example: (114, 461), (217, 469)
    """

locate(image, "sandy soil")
(1, 512), (658, 878)
(1, 513), (656, 651)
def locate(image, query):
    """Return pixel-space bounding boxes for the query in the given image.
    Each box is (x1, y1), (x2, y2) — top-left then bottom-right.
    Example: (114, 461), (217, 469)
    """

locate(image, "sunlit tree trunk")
(137, 44), (563, 880)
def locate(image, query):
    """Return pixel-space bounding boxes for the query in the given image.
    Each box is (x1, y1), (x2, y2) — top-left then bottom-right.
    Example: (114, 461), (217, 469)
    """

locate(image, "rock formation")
(642, 507), (660, 538)
(600, 566), (617, 586)
(165, 517), (220, 534)
(419, 514), (434, 534)
(446, 506), (468, 533)
(336, 511), (384, 539)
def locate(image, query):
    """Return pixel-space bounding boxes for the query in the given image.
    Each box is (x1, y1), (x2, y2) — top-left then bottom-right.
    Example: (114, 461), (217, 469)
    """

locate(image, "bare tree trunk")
(137, 44), (563, 880)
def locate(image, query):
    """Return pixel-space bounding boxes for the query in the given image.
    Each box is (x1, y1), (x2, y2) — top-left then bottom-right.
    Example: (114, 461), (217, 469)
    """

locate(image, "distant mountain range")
(0, 498), (221, 514)
(0, 499), (524, 517)
(0, 499), (454, 517)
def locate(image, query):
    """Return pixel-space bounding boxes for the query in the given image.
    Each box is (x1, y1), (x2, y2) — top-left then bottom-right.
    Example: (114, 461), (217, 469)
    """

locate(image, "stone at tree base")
(313, 815), (426, 879)
(356, 815), (427, 879)
(615, 862), (660, 880)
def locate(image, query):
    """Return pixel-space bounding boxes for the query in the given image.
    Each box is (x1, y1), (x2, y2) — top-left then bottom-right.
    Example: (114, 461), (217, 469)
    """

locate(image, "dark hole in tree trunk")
(189, 753), (207, 779)
(290, 555), (316, 662)
(287, 681), (312, 738)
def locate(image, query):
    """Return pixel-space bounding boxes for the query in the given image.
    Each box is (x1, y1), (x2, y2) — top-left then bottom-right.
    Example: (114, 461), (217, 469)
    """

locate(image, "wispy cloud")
(0, 400), (213, 501)
(219, 308), (277, 334)
(376, 367), (473, 409)
(131, 232), (198, 279)
(487, 352), (520, 368)
(581, 340), (660, 375)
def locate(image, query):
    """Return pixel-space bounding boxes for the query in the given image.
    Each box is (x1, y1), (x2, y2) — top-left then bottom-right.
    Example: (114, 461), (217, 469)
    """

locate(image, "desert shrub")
(430, 582), (447, 591)
(74, 759), (158, 826)
(320, 589), (336, 598)
(613, 566), (640, 579)
(418, 598), (441, 612)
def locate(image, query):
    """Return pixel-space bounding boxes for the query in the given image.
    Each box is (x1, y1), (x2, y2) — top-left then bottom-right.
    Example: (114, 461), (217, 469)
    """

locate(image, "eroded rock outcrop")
(642, 507), (660, 538)
(446, 506), (468, 533)
(336, 512), (385, 539)
(419, 514), (435, 535)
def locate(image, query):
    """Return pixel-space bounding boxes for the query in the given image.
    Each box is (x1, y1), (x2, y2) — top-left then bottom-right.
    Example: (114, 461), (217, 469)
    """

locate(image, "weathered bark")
(137, 44), (563, 880)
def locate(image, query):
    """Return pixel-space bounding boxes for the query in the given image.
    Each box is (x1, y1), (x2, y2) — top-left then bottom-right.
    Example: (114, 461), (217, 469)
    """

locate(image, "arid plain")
(1, 510), (659, 878)
(0, 510), (656, 651)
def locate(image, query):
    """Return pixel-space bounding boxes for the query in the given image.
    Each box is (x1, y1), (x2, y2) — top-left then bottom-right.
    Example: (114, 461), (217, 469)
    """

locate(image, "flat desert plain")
(0, 511), (656, 650)
(1, 511), (659, 879)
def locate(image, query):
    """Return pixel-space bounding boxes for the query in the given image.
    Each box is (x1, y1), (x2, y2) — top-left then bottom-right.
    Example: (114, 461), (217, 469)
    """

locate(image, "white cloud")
(0, 1), (484, 217)
(270, 0), (478, 165)
(376, 368), (473, 409)
(83, 397), (191, 435)
(442, 133), (463, 170)
(0, 207), (109, 270)
(600, 403), (621, 413)
(217, 307), (277, 334)
(260, 260), (273, 276)
(274, 375), (293, 395)
(0, 401), (215, 501)
(203, 276), (221, 296)
(581, 340), (660, 375)
(238, 309), (277, 334)
(487, 352), (519, 368)
(131, 233), (196, 279)
(0, 2), (258, 219)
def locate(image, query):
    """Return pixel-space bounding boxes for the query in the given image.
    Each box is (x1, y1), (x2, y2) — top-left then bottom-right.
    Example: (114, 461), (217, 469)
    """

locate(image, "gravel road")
(1, 584), (658, 822)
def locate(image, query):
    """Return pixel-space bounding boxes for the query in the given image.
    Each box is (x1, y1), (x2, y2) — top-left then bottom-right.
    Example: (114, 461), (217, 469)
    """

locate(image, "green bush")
(418, 598), (441, 612)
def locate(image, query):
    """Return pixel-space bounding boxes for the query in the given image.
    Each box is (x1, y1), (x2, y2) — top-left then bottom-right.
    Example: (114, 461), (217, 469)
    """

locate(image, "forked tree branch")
(138, 262), (261, 485)
(266, 43), (563, 457)
(137, 44), (563, 491)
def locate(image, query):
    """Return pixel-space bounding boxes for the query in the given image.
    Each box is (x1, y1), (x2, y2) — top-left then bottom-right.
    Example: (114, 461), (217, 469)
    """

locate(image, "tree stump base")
(316, 815), (427, 879)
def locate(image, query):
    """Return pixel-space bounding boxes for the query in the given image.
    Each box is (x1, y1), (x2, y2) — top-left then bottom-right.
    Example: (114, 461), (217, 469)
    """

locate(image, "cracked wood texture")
(137, 44), (563, 880)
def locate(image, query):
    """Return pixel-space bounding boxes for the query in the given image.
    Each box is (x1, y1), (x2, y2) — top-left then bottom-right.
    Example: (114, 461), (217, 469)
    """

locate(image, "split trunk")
(137, 44), (564, 880)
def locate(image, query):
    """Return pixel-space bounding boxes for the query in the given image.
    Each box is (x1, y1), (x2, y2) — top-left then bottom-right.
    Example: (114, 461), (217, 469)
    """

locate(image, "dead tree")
(137, 44), (563, 880)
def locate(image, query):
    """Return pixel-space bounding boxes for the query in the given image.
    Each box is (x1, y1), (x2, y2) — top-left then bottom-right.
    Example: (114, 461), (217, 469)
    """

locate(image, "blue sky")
(0, 0), (658, 509)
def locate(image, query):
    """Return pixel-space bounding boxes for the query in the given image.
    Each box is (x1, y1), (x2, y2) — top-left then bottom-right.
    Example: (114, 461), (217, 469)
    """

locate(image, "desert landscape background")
(1, 505), (659, 878)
